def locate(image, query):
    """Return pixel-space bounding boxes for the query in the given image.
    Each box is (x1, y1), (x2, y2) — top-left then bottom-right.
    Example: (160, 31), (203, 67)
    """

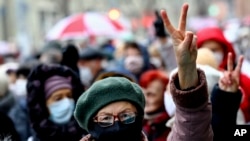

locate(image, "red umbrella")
(46, 12), (131, 40)
(46, 12), (130, 40)
(242, 16), (250, 26)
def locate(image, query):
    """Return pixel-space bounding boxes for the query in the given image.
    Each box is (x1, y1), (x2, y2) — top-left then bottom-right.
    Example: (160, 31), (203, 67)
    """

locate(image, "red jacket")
(143, 111), (171, 141)
(197, 27), (250, 123)
(197, 27), (236, 70)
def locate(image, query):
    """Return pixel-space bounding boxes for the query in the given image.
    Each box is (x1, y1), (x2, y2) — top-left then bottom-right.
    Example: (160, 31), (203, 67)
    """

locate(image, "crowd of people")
(0, 2), (250, 141)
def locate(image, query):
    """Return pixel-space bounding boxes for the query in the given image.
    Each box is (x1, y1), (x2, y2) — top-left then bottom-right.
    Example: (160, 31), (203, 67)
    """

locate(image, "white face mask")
(48, 98), (75, 124)
(150, 57), (162, 68)
(124, 56), (144, 74)
(164, 91), (176, 117)
(79, 66), (93, 87)
(13, 79), (27, 97)
(101, 60), (109, 68)
(213, 52), (223, 64)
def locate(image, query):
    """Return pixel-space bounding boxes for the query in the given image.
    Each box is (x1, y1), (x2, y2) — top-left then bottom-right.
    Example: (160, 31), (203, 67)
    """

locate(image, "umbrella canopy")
(46, 12), (131, 41)
(188, 16), (219, 32)
(242, 16), (250, 26)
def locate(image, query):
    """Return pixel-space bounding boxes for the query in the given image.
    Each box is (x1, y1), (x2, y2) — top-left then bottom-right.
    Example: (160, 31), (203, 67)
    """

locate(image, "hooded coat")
(197, 27), (236, 70)
(27, 64), (86, 141)
(197, 27), (250, 123)
(120, 43), (153, 81)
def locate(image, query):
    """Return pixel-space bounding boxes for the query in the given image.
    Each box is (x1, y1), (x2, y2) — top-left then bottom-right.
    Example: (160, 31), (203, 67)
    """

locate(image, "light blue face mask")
(48, 98), (75, 124)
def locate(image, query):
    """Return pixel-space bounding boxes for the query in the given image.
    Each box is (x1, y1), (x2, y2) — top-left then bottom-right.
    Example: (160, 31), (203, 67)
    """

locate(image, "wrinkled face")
(201, 40), (224, 55)
(46, 88), (73, 108)
(95, 101), (137, 119)
(143, 79), (165, 114)
(90, 101), (141, 141)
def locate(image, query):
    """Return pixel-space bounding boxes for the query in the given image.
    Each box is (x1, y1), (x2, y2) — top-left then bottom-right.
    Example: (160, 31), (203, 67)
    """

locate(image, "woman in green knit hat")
(74, 77), (147, 141)
(75, 3), (213, 141)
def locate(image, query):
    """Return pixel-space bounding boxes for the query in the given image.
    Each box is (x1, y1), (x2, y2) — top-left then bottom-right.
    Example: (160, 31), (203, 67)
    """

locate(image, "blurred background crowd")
(0, 0), (250, 141)
(0, 0), (250, 58)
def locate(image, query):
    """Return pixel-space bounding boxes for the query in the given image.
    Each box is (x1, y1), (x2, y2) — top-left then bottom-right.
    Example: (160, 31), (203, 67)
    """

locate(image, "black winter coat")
(27, 64), (86, 141)
(211, 84), (242, 141)
(0, 111), (20, 141)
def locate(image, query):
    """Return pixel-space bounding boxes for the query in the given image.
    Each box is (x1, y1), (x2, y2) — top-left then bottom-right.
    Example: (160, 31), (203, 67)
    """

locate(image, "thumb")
(182, 31), (194, 49)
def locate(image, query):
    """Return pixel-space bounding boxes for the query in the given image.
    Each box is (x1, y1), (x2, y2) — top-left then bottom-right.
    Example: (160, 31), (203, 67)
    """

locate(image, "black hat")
(79, 47), (105, 60)
(42, 41), (61, 52)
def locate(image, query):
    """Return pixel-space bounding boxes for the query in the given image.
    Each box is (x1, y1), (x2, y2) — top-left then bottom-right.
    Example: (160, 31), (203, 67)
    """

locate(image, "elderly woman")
(74, 77), (147, 141)
(140, 70), (171, 141)
(27, 64), (86, 141)
(76, 3), (213, 141)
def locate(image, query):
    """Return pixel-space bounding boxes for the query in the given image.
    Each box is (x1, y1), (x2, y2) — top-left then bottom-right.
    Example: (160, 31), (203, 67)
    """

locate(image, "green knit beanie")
(74, 77), (145, 131)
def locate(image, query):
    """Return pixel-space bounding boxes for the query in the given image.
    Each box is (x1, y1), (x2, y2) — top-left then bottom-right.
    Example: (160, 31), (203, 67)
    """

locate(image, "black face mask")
(89, 117), (143, 141)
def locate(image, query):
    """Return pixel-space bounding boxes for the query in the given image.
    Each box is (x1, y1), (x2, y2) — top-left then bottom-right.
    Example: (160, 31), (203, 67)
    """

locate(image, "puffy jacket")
(167, 69), (213, 141)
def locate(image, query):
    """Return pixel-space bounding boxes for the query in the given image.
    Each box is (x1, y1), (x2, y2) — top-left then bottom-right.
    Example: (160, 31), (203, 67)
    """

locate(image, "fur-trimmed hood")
(27, 64), (86, 140)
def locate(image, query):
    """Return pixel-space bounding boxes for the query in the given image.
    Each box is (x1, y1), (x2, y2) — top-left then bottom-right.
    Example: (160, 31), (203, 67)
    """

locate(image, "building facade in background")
(0, 0), (249, 53)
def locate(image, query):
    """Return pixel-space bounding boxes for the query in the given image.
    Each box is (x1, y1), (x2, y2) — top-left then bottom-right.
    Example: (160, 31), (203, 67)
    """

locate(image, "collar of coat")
(82, 132), (148, 141)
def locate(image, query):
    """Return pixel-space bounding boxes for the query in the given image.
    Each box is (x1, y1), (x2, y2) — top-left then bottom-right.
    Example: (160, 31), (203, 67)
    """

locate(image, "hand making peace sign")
(219, 53), (244, 93)
(161, 3), (198, 89)
(161, 3), (197, 67)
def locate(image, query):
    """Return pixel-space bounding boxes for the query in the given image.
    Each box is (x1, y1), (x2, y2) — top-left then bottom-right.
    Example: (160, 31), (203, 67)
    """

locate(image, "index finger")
(161, 10), (176, 34)
(227, 52), (233, 72)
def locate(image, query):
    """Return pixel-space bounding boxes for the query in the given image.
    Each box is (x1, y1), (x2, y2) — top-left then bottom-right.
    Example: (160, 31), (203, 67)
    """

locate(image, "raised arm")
(218, 52), (243, 93)
(212, 53), (244, 140)
(161, 3), (213, 141)
(161, 3), (198, 90)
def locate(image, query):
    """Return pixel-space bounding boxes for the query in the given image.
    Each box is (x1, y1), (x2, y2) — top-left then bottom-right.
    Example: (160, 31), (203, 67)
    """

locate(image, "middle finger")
(178, 3), (189, 34)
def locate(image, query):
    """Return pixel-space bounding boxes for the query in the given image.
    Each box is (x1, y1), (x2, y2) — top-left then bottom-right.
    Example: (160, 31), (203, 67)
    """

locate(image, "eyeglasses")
(93, 111), (137, 127)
